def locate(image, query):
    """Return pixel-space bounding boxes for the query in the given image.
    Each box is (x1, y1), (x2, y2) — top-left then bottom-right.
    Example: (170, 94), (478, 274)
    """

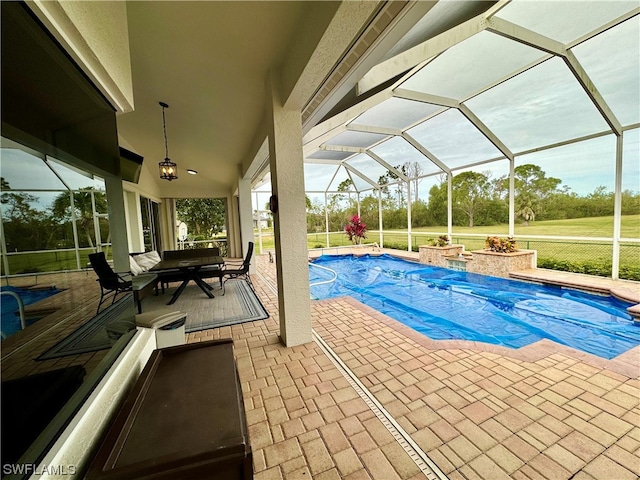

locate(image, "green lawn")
(253, 216), (639, 279)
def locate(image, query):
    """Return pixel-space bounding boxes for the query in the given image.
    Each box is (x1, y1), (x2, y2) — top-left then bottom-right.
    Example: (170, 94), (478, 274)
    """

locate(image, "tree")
(452, 171), (490, 227)
(176, 198), (226, 237)
(403, 161), (424, 202)
(51, 188), (107, 248)
(426, 177), (448, 226)
(499, 164), (561, 223)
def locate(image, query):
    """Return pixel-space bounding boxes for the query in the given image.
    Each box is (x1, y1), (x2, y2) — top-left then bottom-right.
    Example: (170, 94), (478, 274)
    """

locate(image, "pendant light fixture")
(158, 101), (178, 181)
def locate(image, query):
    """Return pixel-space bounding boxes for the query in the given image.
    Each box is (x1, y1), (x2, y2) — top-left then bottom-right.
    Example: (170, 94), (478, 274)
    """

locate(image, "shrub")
(345, 215), (367, 245)
(485, 236), (518, 253)
(427, 235), (449, 247)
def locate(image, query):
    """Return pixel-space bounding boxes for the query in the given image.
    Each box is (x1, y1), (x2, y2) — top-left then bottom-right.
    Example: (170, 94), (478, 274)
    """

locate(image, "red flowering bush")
(345, 215), (367, 244)
(485, 236), (518, 253)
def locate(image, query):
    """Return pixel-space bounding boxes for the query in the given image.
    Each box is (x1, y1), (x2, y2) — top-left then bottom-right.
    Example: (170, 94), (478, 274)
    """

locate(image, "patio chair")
(88, 252), (133, 314)
(210, 242), (254, 295)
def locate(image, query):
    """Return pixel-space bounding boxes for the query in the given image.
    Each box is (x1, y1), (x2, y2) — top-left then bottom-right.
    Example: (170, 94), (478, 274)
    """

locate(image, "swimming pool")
(309, 254), (639, 359)
(1, 285), (61, 339)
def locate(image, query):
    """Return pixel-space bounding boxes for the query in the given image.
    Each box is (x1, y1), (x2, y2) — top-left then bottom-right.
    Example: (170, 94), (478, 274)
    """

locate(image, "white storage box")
(135, 308), (187, 349)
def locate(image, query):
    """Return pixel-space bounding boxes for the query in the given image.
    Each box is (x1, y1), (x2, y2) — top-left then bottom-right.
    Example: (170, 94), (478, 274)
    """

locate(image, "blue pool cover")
(309, 254), (639, 360)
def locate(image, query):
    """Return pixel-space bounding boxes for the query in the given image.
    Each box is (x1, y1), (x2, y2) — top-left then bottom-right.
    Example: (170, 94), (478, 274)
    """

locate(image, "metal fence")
(254, 230), (640, 281)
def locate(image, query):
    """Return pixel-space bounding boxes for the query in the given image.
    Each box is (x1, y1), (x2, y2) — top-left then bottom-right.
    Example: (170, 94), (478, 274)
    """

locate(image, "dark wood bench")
(85, 339), (251, 480)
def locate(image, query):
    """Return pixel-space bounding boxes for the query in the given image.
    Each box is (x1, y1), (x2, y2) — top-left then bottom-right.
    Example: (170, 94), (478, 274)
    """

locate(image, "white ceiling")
(116, 1), (340, 195)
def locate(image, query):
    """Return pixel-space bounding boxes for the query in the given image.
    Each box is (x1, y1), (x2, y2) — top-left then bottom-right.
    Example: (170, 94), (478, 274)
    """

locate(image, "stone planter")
(419, 245), (464, 268)
(467, 249), (536, 278)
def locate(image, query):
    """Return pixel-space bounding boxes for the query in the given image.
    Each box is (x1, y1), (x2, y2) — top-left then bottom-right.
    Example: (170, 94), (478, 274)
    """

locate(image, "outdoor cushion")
(130, 256), (144, 276)
(134, 251), (161, 271)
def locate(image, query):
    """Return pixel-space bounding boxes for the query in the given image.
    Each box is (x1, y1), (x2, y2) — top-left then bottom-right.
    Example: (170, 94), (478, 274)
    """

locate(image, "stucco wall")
(28, 1), (134, 112)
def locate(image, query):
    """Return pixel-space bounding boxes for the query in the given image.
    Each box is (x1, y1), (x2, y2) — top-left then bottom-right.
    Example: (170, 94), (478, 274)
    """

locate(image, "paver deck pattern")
(2, 251), (639, 479)
(218, 257), (640, 480)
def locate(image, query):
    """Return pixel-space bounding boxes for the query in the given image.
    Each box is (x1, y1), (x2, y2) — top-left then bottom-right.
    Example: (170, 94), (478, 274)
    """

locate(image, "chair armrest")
(116, 271), (133, 281)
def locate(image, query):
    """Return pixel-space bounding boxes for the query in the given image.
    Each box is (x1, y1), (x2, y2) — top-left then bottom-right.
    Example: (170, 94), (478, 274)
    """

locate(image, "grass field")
(255, 215), (640, 276)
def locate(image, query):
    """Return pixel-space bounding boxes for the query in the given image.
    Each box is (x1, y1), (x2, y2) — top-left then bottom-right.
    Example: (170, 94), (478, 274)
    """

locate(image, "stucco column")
(267, 72), (312, 347)
(104, 175), (129, 272)
(237, 177), (255, 273)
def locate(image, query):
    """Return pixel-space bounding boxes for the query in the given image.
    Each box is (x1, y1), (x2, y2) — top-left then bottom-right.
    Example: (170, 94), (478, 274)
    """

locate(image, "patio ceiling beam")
(563, 51), (623, 135)
(303, 158), (344, 165)
(393, 89), (459, 109)
(321, 145), (367, 154)
(486, 17), (566, 56)
(303, 89), (393, 151)
(343, 163), (380, 190)
(357, 1), (512, 95)
(486, 17), (623, 136)
(401, 132), (451, 175)
(458, 104), (513, 159)
(346, 124), (401, 136)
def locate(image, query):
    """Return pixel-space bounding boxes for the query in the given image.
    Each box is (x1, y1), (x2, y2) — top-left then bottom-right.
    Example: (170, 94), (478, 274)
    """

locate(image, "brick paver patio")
(186, 254), (639, 480)
(2, 252), (638, 479)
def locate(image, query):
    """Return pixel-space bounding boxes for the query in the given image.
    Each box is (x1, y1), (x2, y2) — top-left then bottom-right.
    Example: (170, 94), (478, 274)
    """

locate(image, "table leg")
(167, 280), (189, 305)
(193, 275), (215, 298)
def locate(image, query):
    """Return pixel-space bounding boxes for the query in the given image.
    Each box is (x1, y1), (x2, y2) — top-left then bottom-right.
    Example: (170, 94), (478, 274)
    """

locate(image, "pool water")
(309, 254), (639, 359)
(1, 285), (61, 339)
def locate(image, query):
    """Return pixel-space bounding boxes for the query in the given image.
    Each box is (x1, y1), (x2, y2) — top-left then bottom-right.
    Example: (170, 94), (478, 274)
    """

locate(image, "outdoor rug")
(143, 279), (269, 333)
(37, 294), (136, 361)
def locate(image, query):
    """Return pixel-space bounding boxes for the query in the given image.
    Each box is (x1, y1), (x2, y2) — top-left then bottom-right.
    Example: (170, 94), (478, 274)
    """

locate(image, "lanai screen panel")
(346, 154), (392, 187)
(324, 130), (389, 149)
(572, 17), (640, 127)
(400, 31), (547, 101)
(622, 128), (640, 194)
(307, 150), (354, 161)
(344, 154), (388, 191)
(304, 163), (340, 192)
(351, 97), (442, 130)
(496, 1), (637, 45)
(327, 165), (355, 192)
(466, 57), (610, 153)
(407, 109), (505, 170)
(371, 136), (442, 177)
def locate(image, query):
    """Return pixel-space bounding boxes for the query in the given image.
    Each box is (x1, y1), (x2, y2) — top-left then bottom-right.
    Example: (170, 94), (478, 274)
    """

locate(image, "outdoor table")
(150, 255), (224, 305)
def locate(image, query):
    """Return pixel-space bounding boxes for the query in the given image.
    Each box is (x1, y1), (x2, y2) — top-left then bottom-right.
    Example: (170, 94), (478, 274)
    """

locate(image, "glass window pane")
(1, 190), (74, 253)
(466, 57), (609, 152)
(304, 163), (339, 192)
(324, 130), (389, 148)
(0, 148), (66, 190)
(401, 31), (546, 100)
(47, 157), (105, 191)
(496, 1), (636, 44)
(350, 97), (442, 130)
(370, 136), (442, 176)
(572, 17), (640, 127)
(407, 109), (504, 169)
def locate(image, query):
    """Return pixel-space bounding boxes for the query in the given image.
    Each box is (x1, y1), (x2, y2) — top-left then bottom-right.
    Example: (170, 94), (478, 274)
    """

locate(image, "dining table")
(149, 255), (224, 305)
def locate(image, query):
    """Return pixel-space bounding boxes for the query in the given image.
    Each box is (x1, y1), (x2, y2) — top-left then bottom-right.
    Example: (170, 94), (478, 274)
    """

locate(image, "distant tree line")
(306, 163), (640, 232)
(1, 178), (109, 252)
